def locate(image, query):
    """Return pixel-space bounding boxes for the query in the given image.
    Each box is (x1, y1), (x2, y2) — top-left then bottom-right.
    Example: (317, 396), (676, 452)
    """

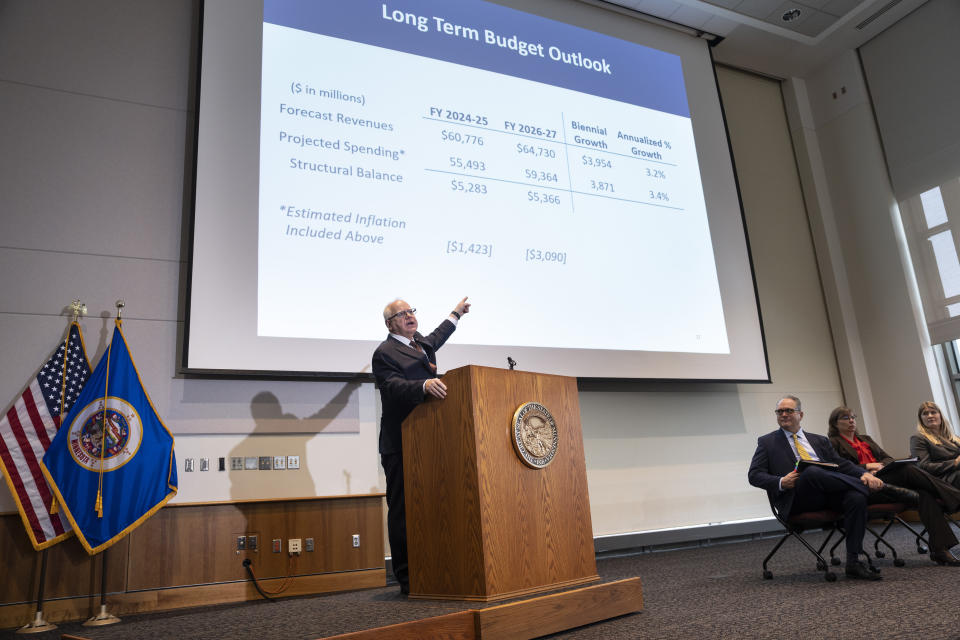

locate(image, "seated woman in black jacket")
(911, 401), (960, 490)
(829, 406), (960, 566)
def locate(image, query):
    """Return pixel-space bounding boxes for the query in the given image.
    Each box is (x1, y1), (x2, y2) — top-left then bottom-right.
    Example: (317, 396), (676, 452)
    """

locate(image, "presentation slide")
(259, 0), (726, 354)
(187, 0), (768, 380)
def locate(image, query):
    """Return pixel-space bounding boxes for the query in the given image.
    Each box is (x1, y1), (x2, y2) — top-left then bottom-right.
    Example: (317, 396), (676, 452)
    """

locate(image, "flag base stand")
(83, 604), (121, 627)
(16, 611), (56, 634)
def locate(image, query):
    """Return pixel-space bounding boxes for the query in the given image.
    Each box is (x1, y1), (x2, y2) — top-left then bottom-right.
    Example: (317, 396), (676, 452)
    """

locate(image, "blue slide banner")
(264, 0), (691, 118)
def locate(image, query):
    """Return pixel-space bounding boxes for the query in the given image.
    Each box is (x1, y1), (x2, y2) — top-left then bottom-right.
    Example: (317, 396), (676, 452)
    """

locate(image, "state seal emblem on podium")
(511, 402), (559, 468)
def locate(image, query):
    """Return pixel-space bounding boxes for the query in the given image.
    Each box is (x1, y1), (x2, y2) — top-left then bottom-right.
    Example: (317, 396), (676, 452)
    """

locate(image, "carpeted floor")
(5, 525), (960, 640)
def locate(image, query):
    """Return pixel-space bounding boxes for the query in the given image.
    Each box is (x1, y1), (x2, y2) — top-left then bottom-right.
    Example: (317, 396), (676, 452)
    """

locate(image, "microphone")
(507, 357), (517, 370)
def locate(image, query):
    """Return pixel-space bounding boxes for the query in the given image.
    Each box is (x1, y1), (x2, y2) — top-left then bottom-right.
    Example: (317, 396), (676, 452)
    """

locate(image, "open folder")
(796, 459), (839, 471)
(876, 457), (918, 477)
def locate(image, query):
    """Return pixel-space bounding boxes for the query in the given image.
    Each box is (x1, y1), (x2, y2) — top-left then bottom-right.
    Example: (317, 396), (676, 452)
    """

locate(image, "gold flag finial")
(69, 299), (87, 323)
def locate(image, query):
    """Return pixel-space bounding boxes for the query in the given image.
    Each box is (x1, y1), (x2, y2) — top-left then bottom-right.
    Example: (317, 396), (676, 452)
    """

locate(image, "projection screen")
(185, 0), (768, 380)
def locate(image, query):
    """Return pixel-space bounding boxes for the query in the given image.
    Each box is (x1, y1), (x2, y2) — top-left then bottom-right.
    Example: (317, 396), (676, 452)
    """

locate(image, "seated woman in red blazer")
(828, 406), (960, 566)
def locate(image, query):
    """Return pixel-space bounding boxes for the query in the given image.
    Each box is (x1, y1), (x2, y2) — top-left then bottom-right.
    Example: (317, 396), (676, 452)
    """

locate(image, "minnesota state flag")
(41, 320), (177, 554)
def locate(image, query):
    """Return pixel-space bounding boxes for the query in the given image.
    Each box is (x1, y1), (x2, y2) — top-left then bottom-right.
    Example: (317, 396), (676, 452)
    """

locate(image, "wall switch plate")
(258, 456), (272, 470)
(199, 458), (209, 472)
(219, 457), (226, 471)
(289, 538), (302, 554)
(352, 534), (360, 548)
(273, 456), (286, 470)
(236, 535), (246, 551)
(305, 538), (314, 552)
(184, 458), (194, 472)
(287, 455), (300, 470)
(231, 457), (244, 471)
(272, 538), (282, 553)
(244, 456), (258, 470)
(247, 535), (258, 551)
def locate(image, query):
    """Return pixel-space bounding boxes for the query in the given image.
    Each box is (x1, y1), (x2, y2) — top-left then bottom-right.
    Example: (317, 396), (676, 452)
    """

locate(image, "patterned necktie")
(793, 433), (813, 461)
(410, 341), (437, 374)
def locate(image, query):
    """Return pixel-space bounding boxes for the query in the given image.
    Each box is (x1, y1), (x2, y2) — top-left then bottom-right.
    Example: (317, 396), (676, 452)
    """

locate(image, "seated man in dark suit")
(372, 297), (470, 594)
(748, 395), (884, 580)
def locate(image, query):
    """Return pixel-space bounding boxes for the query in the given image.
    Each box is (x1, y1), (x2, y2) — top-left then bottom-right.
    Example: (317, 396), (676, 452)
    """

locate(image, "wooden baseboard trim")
(0, 569), (385, 629)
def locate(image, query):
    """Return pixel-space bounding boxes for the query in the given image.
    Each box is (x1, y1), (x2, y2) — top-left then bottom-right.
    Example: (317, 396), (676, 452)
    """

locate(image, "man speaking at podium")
(373, 297), (471, 594)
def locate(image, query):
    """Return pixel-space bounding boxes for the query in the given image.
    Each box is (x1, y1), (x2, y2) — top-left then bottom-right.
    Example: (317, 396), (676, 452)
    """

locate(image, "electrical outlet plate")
(305, 537), (314, 552)
(199, 457), (210, 472)
(258, 456), (272, 470)
(289, 538), (302, 554)
(287, 455), (300, 470)
(237, 535), (246, 550)
(352, 534), (360, 548)
(248, 535), (258, 551)
(273, 455), (286, 470)
(184, 458), (194, 472)
(244, 456), (258, 470)
(230, 457), (244, 471)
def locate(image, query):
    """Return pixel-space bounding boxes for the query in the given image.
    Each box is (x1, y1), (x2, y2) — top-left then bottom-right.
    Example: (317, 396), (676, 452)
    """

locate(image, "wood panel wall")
(0, 496), (383, 627)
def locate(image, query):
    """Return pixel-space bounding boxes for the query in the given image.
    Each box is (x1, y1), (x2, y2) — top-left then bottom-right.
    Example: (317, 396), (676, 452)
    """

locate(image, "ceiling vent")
(855, 0), (904, 30)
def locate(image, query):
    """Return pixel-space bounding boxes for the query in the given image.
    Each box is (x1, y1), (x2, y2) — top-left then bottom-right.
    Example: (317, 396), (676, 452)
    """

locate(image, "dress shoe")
(845, 561), (882, 580)
(878, 484), (919, 507)
(930, 550), (960, 566)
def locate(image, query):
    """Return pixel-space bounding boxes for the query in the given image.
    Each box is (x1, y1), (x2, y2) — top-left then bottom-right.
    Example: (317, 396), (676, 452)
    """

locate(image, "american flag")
(0, 322), (90, 549)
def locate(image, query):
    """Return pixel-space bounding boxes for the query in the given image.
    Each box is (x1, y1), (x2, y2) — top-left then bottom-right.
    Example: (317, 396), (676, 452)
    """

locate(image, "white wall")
(0, 1), (848, 543)
(782, 49), (952, 456)
(0, 0), (381, 510)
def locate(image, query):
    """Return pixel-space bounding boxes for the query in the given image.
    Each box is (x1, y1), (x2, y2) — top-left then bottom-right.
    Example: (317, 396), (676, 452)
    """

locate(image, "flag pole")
(83, 301), (124, 628)
(82, 547), (121, 627)
(16, 550), (56, 634)
(19, 300), (87, 635)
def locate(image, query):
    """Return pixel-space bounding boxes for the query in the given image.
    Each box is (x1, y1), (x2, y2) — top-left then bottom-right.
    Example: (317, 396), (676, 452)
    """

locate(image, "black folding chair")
(913, 501), (960, 554)
(828, 502), (908, 567)
(763, 499), (843, 582)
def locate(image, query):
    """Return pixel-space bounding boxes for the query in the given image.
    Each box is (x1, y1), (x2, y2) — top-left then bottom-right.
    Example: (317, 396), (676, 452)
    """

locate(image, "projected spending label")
(257, 0), (729, 355)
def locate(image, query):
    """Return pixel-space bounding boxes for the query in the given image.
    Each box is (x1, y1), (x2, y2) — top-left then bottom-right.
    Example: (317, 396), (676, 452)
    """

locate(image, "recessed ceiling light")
(781, 8), (802, 22)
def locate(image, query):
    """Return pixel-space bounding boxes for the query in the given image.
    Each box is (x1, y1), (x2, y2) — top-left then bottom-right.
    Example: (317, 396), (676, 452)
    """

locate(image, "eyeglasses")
(387, 308), (416, 321)
(838, 414), (857, 421)
(774, 408), (799, 415)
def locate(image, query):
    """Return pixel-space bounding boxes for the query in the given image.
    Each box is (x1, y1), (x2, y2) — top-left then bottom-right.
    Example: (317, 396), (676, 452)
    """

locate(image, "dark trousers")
(878, 464), (960, 552)
(381, 452), (408, 587)
(790, 466), (869, 560)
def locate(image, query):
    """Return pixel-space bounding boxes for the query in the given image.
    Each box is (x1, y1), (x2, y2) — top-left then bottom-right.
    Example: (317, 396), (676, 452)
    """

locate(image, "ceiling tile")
(732, 0), (785, 19)
(701, 13), (742, 35)
(633, 0), (684, 19)
(670, 4), (716, 28)
(790, 8), (836, 35)
(698, 0), (742, 9)
(821, 0), (861, 17)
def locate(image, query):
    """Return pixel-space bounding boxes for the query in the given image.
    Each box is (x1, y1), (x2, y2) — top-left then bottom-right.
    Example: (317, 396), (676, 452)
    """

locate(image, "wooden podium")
(402, 365), (599, 601)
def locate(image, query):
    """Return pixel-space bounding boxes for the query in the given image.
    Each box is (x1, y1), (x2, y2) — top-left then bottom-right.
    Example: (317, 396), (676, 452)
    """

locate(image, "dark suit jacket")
(829, 434), (895, 467)
(910, 434), (960, 487)
(372, 319), (456, 455)
(748, 428), (865, 516)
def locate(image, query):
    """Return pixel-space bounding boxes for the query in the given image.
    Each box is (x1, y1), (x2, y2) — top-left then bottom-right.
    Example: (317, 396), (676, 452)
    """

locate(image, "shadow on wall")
(227, 381), (361, 502)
